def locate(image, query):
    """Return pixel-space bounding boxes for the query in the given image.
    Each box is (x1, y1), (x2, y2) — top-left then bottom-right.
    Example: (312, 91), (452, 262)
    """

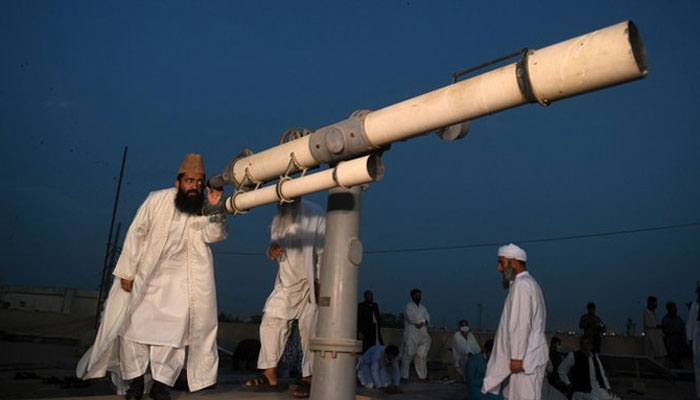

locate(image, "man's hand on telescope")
(267, 244), (283, 260)
(120, 278), (134, 293)
(206, 186), (223, 206)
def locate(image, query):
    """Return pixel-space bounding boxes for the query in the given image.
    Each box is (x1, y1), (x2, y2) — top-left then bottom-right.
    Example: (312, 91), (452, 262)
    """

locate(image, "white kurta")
(483, 271), (548, 399)
(401, 301), (431, 379)
(558, 352), (616, 400)
(686, 301), (700, 397)
(124, 209), (191, 347)
(356, 345), (401, 389)
(452, 331), (481, 370)
(257, 200), (325, 376)
(642, 309), (667, 358)
(262, 200), (325, 319)
(76, 188), (228, 392)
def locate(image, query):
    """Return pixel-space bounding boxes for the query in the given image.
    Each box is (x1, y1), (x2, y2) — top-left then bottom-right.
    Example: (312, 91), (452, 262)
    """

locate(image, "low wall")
(0, 307), (644, 362)
(216, 323), (646, 365)
(0, 286), (98, 315)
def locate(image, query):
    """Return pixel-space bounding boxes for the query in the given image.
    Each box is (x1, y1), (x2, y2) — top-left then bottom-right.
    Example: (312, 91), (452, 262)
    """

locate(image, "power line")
(212, 220), (700, 257)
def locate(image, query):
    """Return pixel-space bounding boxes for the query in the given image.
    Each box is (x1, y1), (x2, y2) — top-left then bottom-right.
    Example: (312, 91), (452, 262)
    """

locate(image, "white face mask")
(460, 326), (470, 333)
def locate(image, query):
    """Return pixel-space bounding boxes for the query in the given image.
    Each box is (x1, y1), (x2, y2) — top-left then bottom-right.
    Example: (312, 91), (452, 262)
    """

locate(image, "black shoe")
(125, 375), (144, 400)
(149, 381), (171, 400)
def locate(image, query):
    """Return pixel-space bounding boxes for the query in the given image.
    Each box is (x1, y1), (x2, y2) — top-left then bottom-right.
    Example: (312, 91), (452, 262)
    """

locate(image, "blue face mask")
(555, 344), (564, 353)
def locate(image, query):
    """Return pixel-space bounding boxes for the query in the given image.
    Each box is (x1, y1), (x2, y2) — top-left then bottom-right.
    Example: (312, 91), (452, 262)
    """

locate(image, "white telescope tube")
(230, 136), (317, 189)
(225, 155), (383, 214)
(229, 21), (647, 185)
(364, 21), (646, 145)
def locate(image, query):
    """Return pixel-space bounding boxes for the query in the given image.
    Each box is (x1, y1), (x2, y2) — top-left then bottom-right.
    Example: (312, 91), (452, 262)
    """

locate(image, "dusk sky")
(2, 1), (699, 333)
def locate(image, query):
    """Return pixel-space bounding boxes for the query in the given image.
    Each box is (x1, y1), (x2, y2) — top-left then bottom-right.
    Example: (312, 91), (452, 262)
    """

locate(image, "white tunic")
(262, 200), (325, 320)
(642, 308), (667, 358)
(402, 302), (431, 351)
(76, 188), (228, 392)
(452, 331), (481, 368)
(483, 271), (548, 396)
(124, 209), (191, 347)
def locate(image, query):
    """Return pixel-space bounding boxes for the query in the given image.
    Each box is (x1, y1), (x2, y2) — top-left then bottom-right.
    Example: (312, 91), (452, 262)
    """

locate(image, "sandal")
(292, 381), (311, 398)
(241, 374), (288, 392)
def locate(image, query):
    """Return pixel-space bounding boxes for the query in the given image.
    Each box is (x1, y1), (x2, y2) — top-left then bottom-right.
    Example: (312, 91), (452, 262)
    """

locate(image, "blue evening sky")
(2, 0), (699, 332)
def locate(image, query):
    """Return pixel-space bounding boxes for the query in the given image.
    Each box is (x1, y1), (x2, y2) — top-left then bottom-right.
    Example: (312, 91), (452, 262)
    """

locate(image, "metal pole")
(95, 146), (128, 327)
(310, 185), (364, 400)
(106, 223), (122, 278)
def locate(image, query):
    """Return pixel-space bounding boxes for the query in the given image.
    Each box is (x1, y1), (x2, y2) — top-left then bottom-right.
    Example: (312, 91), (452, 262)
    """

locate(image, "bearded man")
(482, 244), (548, 400)
(77, 154), (228, 400)
(244, 198), (325, 399)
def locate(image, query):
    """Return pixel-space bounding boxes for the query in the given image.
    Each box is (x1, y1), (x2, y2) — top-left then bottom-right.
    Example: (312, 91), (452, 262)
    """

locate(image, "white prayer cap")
(497, 243), (527, 262)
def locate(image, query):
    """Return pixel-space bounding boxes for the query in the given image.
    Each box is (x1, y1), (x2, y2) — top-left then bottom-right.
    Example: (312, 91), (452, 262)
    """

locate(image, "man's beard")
(501, 264), (517, 289)
(175, 187), (204, 215)
(272, 201), (299, 234)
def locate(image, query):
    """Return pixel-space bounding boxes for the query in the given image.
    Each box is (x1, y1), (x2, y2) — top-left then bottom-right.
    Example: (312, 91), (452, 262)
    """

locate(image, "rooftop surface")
(3, 367), (698, 400)
(1, 309), (697, 400)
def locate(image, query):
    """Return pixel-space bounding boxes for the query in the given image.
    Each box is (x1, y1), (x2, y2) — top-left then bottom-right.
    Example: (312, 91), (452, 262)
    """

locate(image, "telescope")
(204, 20), (646, 217)
(210, 21), (647, 400)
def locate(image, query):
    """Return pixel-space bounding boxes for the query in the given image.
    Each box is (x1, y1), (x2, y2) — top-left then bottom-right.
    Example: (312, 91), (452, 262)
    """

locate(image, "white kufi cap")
(497, 243), (527, 262)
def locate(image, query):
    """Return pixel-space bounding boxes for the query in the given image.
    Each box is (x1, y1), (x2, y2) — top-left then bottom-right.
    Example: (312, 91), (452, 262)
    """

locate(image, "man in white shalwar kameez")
(76, 154), (228, 400)
(453, 319), (481, 379)
(401, 288), (432, 381)
(245, 199), (325, 398)
(686, 281), (700, 398)
(642, 296), (667, 361)
(483, 244), (548, 400)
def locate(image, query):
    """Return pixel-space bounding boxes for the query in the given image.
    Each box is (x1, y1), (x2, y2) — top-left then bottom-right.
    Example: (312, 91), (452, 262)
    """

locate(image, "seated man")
(558, 335), (621, 400)
(452, 319), (481, 379)
(547, 336), (568, 393)
(356, 344), (402, 394)
(465, 339), (503, 400)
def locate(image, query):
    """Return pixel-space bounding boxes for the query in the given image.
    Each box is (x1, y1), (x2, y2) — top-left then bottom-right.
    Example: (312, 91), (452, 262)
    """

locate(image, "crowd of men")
(75, 154), (700, 400)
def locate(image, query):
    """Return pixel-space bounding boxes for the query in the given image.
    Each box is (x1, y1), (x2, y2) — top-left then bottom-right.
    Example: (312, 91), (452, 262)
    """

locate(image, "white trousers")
(503, 365), (545, 400)
(257, 301), (317, 377)
(401, 338), (430, 379)
(119, 337), (185, 386)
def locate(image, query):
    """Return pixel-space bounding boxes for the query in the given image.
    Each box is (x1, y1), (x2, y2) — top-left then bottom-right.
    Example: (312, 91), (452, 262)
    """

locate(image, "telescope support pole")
(310, 185), (364, 400)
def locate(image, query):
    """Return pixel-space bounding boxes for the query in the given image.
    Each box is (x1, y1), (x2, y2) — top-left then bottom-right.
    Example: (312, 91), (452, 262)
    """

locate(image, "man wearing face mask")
(77, 154), (228, 400)
(401, 288), (431, 381)
(547, 337), (568, 394)
(452, 319), (481, 379)
(482, 244), (548, 400)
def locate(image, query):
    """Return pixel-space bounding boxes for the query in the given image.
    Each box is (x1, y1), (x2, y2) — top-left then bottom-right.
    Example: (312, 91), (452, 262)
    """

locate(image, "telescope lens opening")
(627, 21), (648, 75)
(366, 155), (384, 181)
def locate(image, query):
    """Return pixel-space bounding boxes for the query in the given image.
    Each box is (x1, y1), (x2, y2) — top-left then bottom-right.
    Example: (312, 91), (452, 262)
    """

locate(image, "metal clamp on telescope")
(308, 109), (380, 164)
